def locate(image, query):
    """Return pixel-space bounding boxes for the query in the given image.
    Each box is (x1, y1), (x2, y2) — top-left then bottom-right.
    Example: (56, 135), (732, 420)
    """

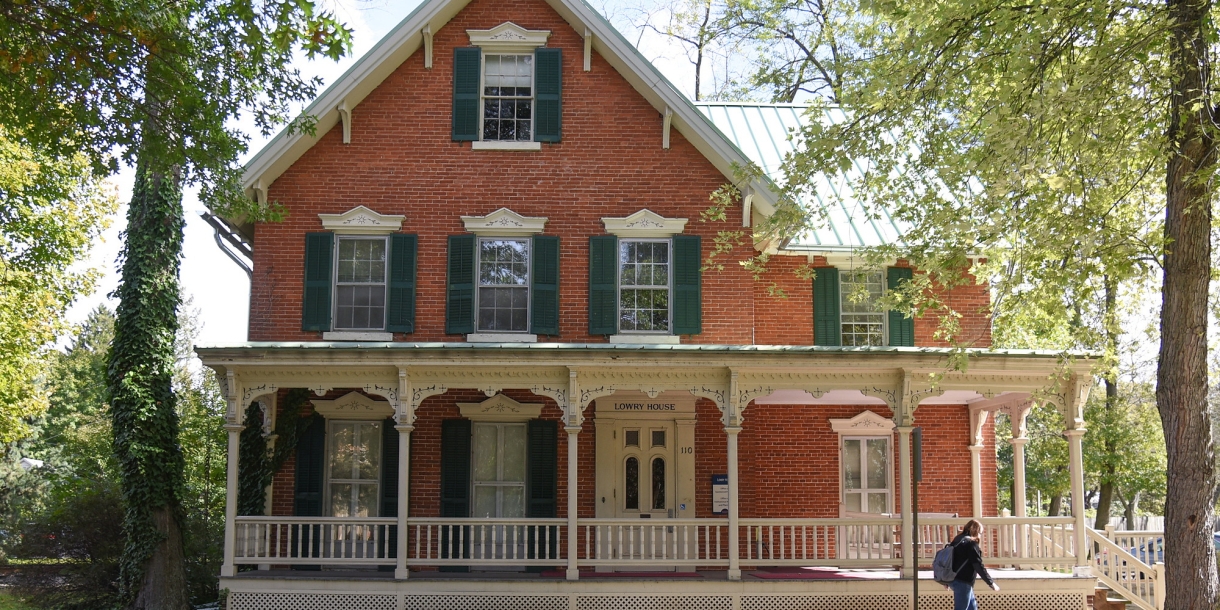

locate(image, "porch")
(199, 343), (1100, 609)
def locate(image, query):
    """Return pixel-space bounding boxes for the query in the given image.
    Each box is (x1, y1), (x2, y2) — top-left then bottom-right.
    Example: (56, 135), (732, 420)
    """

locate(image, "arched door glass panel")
(625, 457), (639, 510)
(651, 457), (665, 510)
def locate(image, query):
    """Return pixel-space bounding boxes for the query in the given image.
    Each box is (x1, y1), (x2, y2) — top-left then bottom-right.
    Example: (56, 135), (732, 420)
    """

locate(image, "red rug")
(539, 570), (703, 578)
(751, 567), (865, 580)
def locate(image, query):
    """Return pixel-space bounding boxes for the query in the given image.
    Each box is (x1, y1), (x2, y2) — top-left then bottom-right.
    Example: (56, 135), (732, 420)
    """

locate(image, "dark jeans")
(949, 579), (978, 610)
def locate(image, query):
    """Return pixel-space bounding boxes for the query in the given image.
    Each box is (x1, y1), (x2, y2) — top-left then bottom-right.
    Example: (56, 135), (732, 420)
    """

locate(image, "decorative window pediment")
(467, 22), (551, 53)
(458, 394), (543, 422)
(461, 207), (548, 236)
(829, 410), (895, 434)
(602, 209), (688, 238)
(311, 391), (394, 420)
(318, 205), (405, 234)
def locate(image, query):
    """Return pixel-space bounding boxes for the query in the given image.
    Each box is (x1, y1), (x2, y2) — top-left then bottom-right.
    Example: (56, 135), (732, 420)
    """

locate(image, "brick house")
(195, 0), (1106, 607)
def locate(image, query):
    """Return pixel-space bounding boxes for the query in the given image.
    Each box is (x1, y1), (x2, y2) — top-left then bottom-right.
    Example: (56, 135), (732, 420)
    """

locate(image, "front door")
(593, 392), (697, 571)
(617, 421), (675, 520)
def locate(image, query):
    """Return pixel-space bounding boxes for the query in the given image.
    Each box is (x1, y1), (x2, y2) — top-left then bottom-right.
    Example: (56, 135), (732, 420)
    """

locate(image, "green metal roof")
(694, 103), (908, 251)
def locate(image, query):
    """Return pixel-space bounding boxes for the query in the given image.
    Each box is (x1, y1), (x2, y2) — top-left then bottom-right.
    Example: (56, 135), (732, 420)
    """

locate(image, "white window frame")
(466, 23), (550, 151)
(839, 268), (887, 347)
(332, 235), (389, 332)
(475, 236), (532, 334)
(324, 419), (382, 518)
(839, 435), (893, 515)
(617, 237), (673, 335)
(470, 421), (529, 518)
(829, 410), (895, 518)
(480, 53), (535, 144)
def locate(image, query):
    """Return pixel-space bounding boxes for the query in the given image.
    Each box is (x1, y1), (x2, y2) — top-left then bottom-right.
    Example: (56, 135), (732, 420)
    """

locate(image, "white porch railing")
(232, 515), (1089, 571)
(233, 516), (396, 564)
(739, 518), (901, 566)
(577, 519), (728, 566)
(407, 518), (566, 565)
(915, 517), (1076, 567)
(1089, 527), (1163, 610)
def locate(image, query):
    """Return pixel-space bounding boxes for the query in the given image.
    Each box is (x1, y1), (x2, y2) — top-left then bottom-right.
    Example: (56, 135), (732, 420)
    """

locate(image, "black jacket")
(951, 531), (995, 587)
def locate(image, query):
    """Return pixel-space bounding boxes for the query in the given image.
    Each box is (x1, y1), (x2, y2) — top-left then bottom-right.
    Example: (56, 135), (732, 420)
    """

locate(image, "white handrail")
(577, 518), (728, 566)
(406, 518), (566, 565)
(233, 516), (396, 564)
(739, 518), (902, 567)
(1088, 527), (1161, 610)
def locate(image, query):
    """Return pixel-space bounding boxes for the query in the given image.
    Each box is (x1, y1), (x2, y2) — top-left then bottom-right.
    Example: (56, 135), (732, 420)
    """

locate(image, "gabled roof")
(237, 0), (778, 234)
(695, 103), (908, 253)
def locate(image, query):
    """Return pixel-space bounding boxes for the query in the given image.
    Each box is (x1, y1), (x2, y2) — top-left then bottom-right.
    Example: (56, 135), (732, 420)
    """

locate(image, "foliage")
(237, 389), (305, 518)
(0, 132), (115, 443)
(0, 0), (352, 215)
(1, 305), (226, 609)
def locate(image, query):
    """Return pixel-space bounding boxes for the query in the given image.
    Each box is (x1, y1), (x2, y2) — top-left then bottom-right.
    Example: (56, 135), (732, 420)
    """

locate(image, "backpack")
(932, 540), (961, 584)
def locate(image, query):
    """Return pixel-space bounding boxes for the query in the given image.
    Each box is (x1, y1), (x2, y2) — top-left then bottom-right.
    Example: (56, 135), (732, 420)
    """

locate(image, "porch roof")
(197, 341), (1091, 359)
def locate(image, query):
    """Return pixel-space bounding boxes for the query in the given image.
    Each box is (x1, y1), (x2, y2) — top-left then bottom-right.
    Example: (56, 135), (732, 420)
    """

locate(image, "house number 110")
(680, 447), (693, 454)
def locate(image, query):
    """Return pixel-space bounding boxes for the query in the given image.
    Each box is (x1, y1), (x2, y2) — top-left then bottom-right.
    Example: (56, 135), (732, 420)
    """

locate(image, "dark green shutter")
(379, 418), (399, 568)
(302, 233), (333, 331)
(531, 235), (560, 335)
(453, 48), (481, 141)
(292, 413), (326, 570)
(293, 414), (326, 516)
(589, 236), (618, 335)
(440, 419), (471, 568)
(672, 235), (702, 335)
(534, 48), (562, 142)
(446, 235), (476, 334)
(887, 267), (915, 347)
(813, 268), (841, 346)
(527, 419), (558, 517)
(526, 419), (558, 567)
(386, 234), (417, 333)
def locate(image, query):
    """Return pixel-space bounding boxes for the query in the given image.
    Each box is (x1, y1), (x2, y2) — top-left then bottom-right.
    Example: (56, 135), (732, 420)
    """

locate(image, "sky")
(65, 0), (704, 347)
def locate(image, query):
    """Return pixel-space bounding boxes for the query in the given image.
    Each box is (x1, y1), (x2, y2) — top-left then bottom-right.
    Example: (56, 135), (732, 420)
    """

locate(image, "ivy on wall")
(237, 388), (308, 516)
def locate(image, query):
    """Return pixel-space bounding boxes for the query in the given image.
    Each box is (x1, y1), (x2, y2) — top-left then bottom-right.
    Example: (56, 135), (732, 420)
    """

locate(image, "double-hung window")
(483, 55), (533, 142)
(839, 269), (885, 346)
(477, 238), (530, 332)
(327, 420), (382, 517)
(842, 436), (890, 514)
(619, 239), (671, 333)
(334, 237), (387, 331)
(471, 422), (528, 518)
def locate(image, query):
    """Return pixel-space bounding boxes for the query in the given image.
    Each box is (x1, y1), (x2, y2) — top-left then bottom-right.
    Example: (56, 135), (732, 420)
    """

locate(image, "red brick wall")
(249, 0), (752, 344)
(271, 394), (998, 519)
(779, 257), (992, 348)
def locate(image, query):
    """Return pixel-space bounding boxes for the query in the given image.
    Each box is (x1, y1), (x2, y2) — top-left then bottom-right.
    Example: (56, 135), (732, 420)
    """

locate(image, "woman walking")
(949, 519), (1000, 610)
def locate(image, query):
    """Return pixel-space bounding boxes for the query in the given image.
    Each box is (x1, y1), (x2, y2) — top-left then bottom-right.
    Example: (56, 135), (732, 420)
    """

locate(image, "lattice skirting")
(227, 592), (1088, 610)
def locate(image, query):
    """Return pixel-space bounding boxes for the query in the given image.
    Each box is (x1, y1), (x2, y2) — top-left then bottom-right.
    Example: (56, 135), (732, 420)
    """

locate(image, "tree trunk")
(108, 160), (190, 610)
(1125, 491), (1139, 530)
(1049, 495), (1062, 517)
(1094, 276), (1119, 531)
(1161, 0), (1219, 607)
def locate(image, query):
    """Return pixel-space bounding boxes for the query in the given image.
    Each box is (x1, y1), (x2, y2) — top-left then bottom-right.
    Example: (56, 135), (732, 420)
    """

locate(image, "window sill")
(322, 331), (393, 341)
(608, 334), (680, 345)
(471, 141), (542, 151)
(466, 333), (538, 343)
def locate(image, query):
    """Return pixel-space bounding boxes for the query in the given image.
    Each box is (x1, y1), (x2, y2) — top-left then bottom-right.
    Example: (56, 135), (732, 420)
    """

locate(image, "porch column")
(221, 423), (243, 577)
(1010, 437), (1028, 559)
(395, 424), (413, 579)
(726, 425), (742, 581)
(566, 426), (580, 580)
(969, 445), (983, 518)
(1066, 428), (1088, 570)
(897, 426), (915, 578)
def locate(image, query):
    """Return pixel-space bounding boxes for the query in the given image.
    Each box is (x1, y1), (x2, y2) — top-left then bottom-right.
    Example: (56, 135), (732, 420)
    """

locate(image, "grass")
(0, 590), (35, 610)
